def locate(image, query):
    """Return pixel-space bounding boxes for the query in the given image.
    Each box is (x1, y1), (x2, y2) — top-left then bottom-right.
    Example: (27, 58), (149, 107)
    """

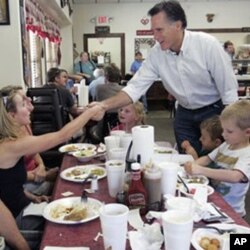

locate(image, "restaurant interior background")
(0, 0), (249, 88)
(0, 0), (250, 224)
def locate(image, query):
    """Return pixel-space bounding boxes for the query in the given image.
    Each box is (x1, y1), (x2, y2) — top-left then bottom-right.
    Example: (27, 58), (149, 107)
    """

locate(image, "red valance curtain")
(25, 0), (61, 44)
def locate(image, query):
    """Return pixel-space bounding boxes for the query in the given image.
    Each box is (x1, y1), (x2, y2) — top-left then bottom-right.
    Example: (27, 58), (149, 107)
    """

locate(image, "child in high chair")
(111, 101), (146, 133)
(184, 100), (250, 216)
(181, 115), (224, 159)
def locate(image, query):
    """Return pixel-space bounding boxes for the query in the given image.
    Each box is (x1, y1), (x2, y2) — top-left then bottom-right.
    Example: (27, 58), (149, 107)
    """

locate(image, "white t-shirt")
(208, 142), (250, 216)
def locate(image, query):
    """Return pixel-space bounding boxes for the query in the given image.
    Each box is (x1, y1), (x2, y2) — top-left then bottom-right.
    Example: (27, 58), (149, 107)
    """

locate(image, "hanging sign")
(136, 30), (154, 36)
(95, 26), (110, 34)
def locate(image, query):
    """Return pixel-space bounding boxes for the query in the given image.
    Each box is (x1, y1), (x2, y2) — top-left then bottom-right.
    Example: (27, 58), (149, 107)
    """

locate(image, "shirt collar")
(181, 29), (189, 52)
(165, 29), (188, 56)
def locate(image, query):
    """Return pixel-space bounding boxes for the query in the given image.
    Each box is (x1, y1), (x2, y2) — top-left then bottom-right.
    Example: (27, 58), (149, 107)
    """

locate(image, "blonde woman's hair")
(220, 100), (250, 130)
(0, 86), (22, 142)
(133, 101), (146, 125)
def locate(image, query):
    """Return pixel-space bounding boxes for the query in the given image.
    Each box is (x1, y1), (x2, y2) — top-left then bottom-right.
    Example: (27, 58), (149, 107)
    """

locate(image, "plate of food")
(43, 196), (102, 224)
(191, 223), (250, 250)
(179, 183), (214, 198)
(178, 171), (209, 185)
(153, 146), (178, 163)
(60, 165), (107, 183)
(154, 146), (178, 154)
(59, 143), (97, 153)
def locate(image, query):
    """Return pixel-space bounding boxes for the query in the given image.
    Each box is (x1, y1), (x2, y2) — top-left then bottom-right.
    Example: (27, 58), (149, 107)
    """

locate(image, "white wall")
(0, 0), (74, 89)
(72, 1), (250, 73)
(0, 0), (23, 88)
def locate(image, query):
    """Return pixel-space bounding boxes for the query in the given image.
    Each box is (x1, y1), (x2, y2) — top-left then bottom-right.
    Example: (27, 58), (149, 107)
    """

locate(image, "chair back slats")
(27, 87), (64, 135)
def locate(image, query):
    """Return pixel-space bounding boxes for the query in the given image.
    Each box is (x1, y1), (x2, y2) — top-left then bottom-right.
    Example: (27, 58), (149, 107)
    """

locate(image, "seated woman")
(1, 85), (59, 196)
(0, 86), (101, 248)
(111, 101), (146, 133)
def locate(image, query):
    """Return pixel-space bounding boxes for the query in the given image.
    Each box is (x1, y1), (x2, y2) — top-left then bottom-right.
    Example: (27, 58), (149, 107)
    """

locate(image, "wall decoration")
(0, 0), (10, 25)
(135, 38), (155, 58)
(140, 17), (149, 26)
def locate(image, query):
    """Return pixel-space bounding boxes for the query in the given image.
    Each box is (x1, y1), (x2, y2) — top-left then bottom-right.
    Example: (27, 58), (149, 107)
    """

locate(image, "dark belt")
(179, 99), (223, 113)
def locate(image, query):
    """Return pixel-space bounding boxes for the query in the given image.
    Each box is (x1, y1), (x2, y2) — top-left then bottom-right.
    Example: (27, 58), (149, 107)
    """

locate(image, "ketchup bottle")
(127, 162), (147, 213)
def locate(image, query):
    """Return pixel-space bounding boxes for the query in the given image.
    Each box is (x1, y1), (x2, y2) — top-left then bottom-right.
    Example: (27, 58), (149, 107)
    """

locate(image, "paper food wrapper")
(129, 224), (164, 250)
(132, 125), (154, 166)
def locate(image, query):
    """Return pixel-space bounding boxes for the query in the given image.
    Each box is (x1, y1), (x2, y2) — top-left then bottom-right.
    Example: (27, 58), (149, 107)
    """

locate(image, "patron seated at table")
(184, 100), (250, 217)
(0, 86), (102, 249)
(89, 68), (105, 101)
(111, 101), (146, 133)
(88, 64), (123, 142)
(1, 85), (59, 197)
(74, 51), (97, 85)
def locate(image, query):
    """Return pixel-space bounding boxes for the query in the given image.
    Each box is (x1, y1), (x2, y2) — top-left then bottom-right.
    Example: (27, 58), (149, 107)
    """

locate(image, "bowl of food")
(179, 183), (214, 198)
(72, 149), (97, 162)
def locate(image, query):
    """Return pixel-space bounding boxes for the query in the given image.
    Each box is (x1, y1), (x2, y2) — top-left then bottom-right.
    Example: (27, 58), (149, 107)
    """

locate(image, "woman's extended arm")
(0, 105), (101, 168)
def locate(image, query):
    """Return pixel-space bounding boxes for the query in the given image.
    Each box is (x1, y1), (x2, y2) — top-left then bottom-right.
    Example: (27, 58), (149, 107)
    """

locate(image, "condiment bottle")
(127, 162), (147, 212)
(143, 165), (162, 210)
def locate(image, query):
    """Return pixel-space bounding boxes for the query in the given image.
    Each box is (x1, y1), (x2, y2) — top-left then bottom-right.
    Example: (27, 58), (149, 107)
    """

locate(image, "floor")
(146, 108), (250, 224)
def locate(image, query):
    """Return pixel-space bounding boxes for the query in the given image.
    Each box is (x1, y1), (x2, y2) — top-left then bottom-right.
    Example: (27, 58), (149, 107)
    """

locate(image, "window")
(29, 30), (43, 87)
(45, 37), (58, 71)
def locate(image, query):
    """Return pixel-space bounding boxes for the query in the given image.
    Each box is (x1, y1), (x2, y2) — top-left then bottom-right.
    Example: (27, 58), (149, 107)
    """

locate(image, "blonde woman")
(0, 87), (101, 247)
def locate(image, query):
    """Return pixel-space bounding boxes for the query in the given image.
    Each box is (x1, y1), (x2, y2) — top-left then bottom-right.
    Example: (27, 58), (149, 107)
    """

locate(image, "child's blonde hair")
(132, 101), (146, 125)
(220, 100), (250, 130)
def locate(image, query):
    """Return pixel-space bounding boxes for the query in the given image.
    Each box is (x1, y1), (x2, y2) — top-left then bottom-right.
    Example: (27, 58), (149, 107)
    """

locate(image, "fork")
(197, 226), (236, 234)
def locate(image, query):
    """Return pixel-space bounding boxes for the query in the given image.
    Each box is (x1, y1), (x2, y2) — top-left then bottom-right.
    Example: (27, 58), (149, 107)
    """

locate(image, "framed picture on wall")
(0, 0), (10, 25)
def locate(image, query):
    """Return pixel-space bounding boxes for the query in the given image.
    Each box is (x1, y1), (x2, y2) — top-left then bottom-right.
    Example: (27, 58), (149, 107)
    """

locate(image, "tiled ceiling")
(72, 0), (245, 4)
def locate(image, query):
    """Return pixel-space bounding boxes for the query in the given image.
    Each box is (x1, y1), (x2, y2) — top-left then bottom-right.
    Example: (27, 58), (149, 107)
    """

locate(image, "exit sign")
(97, 16), (108, 24)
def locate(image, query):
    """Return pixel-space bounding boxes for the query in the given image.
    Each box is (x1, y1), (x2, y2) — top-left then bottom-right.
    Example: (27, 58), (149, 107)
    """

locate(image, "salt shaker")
(91, 175), (98, 191)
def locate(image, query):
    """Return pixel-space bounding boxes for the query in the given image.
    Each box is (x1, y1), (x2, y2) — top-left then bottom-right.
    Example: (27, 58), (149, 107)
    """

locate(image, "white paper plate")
(179, 183), (214, 198)
(60, 165), (106, 183)
(59, 143), (97, 153)
(192, 223), (250, 250)
(43, 197), (102, 224)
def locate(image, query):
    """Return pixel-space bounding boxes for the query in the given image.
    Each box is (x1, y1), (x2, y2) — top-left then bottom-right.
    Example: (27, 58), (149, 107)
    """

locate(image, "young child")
(181, 115), (224, 159)
(184, 100), (250, 216)
(111, 101), (146, 133)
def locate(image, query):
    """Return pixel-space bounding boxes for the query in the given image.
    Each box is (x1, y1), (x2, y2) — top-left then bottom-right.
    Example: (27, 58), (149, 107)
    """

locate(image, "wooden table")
(40, 155), (250, 249)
